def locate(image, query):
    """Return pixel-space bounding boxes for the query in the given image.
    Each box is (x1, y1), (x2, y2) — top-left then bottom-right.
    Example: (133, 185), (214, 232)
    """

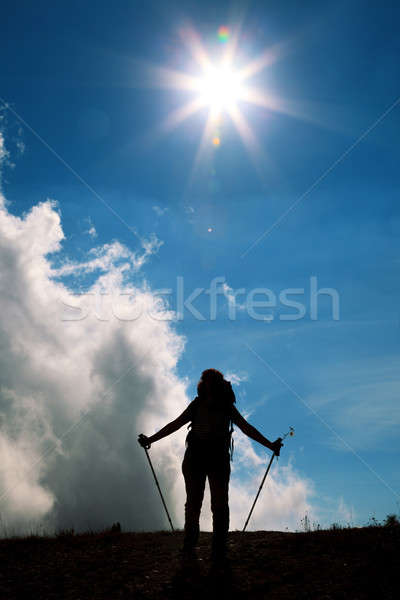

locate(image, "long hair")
(197, 368), (236, 410)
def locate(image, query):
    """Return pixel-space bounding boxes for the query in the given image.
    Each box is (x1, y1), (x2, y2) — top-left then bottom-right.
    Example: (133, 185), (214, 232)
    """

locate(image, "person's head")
(197, 368), (236, 407)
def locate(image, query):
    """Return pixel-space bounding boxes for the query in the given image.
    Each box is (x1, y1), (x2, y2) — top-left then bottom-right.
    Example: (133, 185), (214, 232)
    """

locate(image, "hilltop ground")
(0, 526), (398, 599)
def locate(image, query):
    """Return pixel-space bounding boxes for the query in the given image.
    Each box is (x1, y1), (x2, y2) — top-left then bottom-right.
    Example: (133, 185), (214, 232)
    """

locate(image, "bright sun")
(197, 66), (244, 110)
(150, 24), (288, 167)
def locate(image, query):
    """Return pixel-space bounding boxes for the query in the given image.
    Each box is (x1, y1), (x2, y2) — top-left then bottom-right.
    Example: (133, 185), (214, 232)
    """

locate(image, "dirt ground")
(0, 526), (398, 599)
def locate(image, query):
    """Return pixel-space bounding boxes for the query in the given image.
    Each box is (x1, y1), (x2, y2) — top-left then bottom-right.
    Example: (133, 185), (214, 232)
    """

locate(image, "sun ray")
(241, 86), (285, 112)
(128, 57), (201, 92)
(160, 97), (205, 133)
(147, 65), (200, 92)
(188, 108), (221, 185)
(227, 104), (263, 167)
(242, 86), (318, 124)
(178, 25), (213, 74)
(237, 42), (284, 82)
(134, 97), (205, 155)
(227, 104), (278, 185)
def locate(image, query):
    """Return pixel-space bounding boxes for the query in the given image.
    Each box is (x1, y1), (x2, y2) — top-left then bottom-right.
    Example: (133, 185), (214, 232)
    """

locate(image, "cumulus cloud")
(0, 192), (188, 533)
(0, 389), (55, 530)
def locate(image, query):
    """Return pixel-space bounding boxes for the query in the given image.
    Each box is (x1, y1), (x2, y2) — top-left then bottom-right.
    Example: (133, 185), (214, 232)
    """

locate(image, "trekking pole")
(139, 435), (174, 531)
(243, 450), (275, 532)
(243, 427), (294, 532)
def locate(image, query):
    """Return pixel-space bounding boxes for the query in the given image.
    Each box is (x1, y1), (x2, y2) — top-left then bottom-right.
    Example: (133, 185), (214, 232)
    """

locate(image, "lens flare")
(218, 25), (229, 43)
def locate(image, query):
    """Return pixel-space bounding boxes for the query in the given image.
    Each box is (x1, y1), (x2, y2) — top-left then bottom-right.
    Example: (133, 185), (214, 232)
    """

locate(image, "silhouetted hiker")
(138, 368), (282, 562)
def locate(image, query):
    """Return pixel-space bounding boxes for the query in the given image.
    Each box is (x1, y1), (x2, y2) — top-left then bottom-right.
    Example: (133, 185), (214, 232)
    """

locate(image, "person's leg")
(182, 447), (206, 552)
(208, 451), (230, 560)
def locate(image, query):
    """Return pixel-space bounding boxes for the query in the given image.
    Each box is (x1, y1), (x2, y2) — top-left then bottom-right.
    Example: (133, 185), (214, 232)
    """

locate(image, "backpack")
(185, 395), (235, 461)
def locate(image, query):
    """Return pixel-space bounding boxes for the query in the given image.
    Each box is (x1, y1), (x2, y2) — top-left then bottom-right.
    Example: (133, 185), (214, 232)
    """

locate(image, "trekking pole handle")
(271, 437), (283, 457)
(138, 434), (151, 450)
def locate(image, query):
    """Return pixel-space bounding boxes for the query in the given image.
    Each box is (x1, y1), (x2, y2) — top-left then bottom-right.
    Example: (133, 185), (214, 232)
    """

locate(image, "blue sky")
(1, 0), (399, 529)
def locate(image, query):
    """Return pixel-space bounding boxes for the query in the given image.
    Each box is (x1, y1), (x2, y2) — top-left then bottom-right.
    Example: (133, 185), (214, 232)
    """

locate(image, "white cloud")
(17, 141), (25, 155)
(138, 233), (163, 269)
(0, 132), (9, 170)
(222, 282), (246, 313)
(83, 217), (97, 238)
(53, 233), (163, 278)
(152, 205), (168, 217)
(0, 128), (19, 172)
(0, 193), (186, 533)
(225, 372), (248, 386)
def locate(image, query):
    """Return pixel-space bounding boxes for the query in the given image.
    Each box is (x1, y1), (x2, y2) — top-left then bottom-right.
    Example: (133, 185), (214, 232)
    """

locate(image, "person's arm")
(232, 406), (281, 453)
(138, 404), (192, 447)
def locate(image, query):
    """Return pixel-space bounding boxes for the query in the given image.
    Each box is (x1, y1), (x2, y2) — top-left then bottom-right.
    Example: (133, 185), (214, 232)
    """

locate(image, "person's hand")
(270, 437), (283, 456)
(138, 434), (151, 450)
